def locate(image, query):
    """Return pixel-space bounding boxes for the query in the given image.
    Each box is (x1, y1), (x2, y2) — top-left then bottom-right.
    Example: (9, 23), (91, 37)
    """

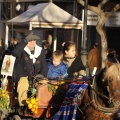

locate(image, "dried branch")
(98, 0), (109, 9)
(77, 0), (99, 14)
(106, 3), (120, 17)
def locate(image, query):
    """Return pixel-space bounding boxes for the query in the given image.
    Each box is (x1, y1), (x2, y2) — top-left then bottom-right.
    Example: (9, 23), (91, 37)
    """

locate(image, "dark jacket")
(7, 44), (17, 53)
(12, 40), (48, 82)
(63, 56), (85, 78)
(47, 62), (68, 80)
(44, 48), (52, 59)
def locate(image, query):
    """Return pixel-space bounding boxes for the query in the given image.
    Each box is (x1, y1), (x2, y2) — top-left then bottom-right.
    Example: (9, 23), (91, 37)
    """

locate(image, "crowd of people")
(0, 30), (119, 116)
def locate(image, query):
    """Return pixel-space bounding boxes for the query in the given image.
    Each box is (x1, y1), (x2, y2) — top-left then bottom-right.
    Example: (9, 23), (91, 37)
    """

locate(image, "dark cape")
(12, 40), (48, 82)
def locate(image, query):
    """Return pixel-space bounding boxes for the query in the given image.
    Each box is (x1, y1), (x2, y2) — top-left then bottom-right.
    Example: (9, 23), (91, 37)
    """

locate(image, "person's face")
(53, 57), (61, 66)
(65, 46), (76, 57)
(13, 40), (18, 45)
(27, 40), (36, 51)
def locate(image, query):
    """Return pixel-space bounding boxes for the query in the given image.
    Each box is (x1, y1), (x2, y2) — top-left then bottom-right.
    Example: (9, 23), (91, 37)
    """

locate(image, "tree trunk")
(96, 16), (108, 68)
(77, 0), (120, 69)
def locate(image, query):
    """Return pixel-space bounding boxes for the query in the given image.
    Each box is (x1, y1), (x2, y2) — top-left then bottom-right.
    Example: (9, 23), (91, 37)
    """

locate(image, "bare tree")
(77, 0), (120, 68)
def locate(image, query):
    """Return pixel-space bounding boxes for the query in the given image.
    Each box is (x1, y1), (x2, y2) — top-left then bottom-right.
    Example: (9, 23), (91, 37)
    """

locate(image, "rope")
(90, 77), (120, 113)
(90, 85), (109, 100)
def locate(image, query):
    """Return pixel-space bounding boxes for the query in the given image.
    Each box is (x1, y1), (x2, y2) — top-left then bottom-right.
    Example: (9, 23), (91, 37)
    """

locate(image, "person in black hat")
(12, 31), (48, 114)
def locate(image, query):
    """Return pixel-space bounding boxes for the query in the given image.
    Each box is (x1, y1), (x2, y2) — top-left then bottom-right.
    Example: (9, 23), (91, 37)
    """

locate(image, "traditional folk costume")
(12, 40), (48, 106)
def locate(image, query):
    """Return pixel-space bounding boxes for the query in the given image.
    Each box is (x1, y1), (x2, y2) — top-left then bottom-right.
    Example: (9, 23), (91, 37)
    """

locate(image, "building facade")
(0, 0), (83, 53)
(0, 0), (120, 55)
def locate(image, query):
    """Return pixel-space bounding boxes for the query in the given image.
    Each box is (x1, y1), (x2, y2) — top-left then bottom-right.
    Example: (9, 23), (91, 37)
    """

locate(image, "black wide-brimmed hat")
(25, 30), (40, 41)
